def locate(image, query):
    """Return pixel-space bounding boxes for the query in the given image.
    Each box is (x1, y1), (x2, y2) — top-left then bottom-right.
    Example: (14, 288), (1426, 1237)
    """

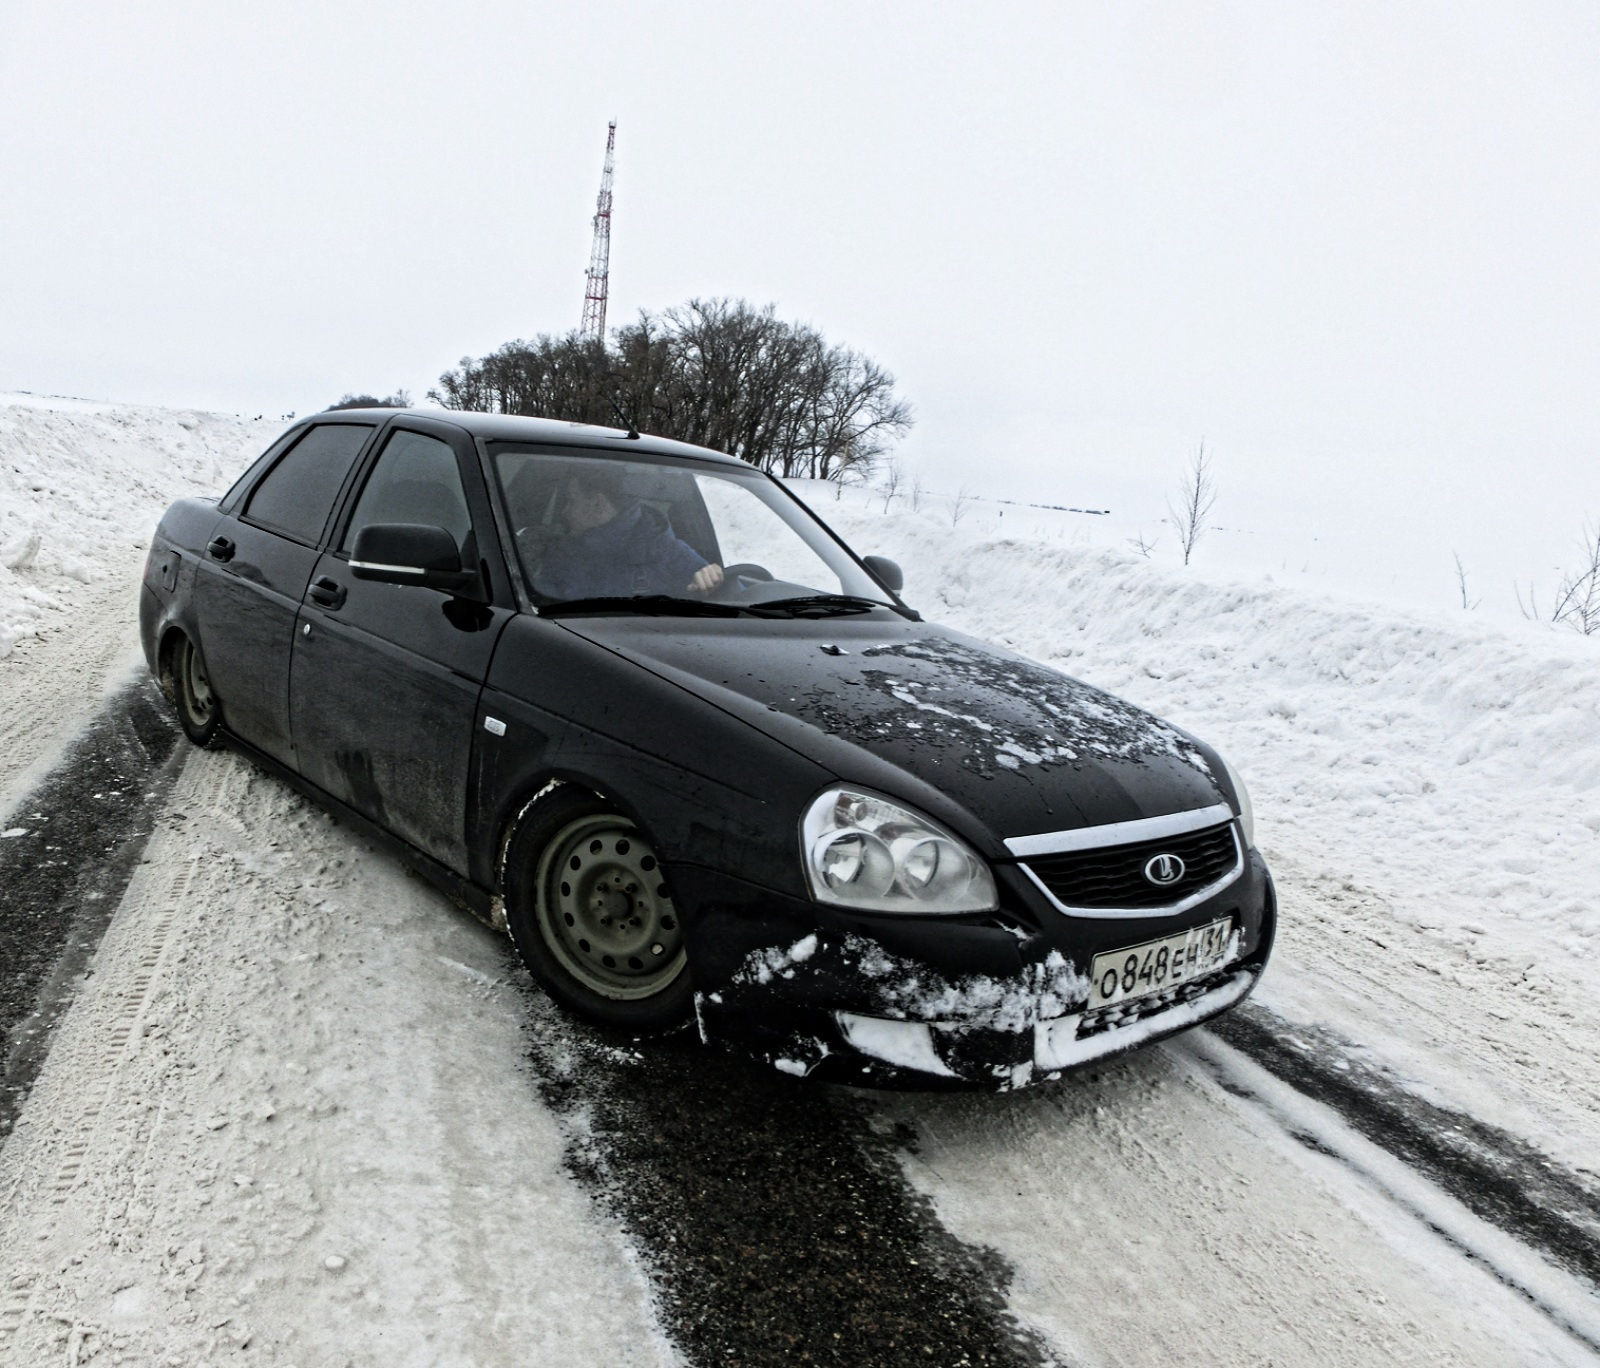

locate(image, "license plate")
(1089, 919), (1236, 1009)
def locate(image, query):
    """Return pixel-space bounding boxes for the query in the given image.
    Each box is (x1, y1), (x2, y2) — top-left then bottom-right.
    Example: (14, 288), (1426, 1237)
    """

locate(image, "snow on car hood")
(558, 613), (1226, 841)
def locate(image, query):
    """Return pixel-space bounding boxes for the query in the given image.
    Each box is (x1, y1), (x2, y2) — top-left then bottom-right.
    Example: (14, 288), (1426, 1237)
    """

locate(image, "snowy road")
(1, 745), (675, 1367)
(2, 400), (1600, 1365)
(2, 713), (1598, 1364)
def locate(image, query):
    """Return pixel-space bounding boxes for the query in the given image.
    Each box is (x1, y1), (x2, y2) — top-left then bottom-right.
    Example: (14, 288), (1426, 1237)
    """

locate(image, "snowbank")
(0, 394), (278, 659)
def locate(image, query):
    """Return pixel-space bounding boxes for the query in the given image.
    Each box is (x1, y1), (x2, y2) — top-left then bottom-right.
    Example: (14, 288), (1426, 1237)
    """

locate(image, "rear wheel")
(504, 788), (692, 1032)
(166, 632), (221, 747)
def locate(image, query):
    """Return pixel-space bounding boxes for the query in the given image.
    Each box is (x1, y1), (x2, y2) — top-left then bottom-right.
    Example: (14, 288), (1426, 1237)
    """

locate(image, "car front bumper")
(681, 851), (1277, 1091)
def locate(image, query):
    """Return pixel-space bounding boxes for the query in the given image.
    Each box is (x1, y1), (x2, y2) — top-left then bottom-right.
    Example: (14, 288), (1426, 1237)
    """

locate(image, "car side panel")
(191, 513), (321, 764)
(291, 574), (513, 875)
(472, 613), (830, 899)
(140, 498), (227, 675)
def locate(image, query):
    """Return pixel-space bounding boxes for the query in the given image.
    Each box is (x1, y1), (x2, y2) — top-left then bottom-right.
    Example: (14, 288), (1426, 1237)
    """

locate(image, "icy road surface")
(0, 400), (1598, 1364)
(2, 741), (1595, 1365)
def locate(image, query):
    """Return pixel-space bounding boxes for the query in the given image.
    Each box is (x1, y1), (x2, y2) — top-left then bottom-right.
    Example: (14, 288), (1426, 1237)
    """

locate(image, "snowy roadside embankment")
(0, 395), (277, 661)
(817, 486), (1600, 1161)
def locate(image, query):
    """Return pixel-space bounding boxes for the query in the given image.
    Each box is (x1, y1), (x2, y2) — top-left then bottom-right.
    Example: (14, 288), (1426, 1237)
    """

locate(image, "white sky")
(2, 1), (1597, 616)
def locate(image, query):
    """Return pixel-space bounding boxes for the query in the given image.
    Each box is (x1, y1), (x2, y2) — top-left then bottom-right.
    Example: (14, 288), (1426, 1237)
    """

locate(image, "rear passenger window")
(243, 424), (374, 544)
(341, 431), (473, 553)
(219, 429), (298, 515)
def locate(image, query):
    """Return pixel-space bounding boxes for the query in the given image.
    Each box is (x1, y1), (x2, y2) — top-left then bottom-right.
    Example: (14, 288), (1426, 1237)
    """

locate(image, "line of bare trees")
(430, 299), (912, 483)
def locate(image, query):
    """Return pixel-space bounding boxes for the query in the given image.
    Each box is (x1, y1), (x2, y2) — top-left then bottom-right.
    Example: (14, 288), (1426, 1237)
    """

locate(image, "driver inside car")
(531, 465), (725, 601)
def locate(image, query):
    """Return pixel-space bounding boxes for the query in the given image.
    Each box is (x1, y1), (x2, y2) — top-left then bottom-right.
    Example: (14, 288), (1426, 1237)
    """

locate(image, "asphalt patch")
(0, 673), (185, 1139)
(523, 1001), (1063, 1368)
(1213, 1002), (1600, 1291)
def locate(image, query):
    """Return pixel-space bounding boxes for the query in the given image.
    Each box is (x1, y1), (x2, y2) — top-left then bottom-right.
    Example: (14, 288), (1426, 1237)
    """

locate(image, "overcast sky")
(2, 1), (1597, 614)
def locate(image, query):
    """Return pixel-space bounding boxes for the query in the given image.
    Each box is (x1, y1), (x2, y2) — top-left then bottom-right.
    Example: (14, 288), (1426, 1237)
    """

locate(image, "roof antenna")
(604, 394), (640, 440)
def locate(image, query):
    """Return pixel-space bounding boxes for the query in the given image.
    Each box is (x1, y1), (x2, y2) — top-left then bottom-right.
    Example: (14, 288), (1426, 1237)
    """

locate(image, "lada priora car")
(141, 410), (1275, 1089)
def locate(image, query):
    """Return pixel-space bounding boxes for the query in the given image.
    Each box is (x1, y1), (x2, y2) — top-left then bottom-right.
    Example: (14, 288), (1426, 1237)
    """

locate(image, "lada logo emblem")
(1143, 853), (1186, 886)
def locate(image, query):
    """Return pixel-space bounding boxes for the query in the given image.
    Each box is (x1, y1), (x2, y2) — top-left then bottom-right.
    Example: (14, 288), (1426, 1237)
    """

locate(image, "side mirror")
(862, 555), (904, 595)
(349, 523), (477, 593)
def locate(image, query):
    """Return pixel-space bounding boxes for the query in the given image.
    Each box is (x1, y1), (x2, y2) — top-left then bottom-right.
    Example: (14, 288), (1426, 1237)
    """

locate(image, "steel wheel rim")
(183, 642), (214, 724)
(535, 814), (686, 1000)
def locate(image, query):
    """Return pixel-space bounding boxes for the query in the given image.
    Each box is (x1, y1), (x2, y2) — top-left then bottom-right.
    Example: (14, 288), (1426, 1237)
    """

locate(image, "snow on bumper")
(829, 967), (1257, 1088)
(694, 924), (1265, 1091)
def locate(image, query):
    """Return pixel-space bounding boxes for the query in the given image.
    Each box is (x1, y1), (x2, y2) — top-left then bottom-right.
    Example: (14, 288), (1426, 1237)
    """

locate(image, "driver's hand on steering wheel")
(687, 563), (725, 594)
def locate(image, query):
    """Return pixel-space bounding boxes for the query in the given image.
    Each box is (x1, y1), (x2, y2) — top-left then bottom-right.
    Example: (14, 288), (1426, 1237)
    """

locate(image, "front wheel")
(503, 788), (692, 1033)
(165, 632), (221, 747)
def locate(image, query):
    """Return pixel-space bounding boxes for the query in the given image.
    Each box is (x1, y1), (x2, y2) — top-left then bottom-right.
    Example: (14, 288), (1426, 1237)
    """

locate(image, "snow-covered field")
(2, 398), (1599, 1366)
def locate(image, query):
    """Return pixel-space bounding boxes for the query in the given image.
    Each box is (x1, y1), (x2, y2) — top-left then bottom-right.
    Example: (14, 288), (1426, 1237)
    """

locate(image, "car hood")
(556, 612), (1227, 844)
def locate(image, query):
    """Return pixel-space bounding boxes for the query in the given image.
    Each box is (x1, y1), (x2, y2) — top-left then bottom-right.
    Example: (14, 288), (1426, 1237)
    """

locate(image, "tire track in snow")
(1181, 1027), (1600, 1360)
(0, 674), (184, 1141)
(523, 1005), (1064, 1368)
(2, 746), (679, 1366)
(1212, 1003), (1600, 1294)
(0, 840), (201, 1353)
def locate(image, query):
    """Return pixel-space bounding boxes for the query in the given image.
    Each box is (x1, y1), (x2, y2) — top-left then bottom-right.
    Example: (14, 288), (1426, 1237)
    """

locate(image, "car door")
(289, 420), (514, 875)
(191, 421), (376, 763)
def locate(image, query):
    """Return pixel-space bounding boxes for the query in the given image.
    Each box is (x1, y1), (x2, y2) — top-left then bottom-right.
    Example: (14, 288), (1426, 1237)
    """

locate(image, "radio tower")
(580, 121), (616, 342)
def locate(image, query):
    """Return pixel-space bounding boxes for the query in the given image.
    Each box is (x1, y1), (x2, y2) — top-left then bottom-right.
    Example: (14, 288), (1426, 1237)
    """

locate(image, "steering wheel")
(722, 563), (774, 584)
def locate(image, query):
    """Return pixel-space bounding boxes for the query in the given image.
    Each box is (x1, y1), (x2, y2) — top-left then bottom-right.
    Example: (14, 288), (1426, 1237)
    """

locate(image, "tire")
(166, 632), (221, 747)
(503, 787), (693, 1033)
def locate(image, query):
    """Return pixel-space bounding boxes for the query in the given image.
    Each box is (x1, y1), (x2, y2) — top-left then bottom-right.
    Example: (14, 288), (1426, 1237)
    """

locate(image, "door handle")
(206, 536), (235, 562)
(307, 576), (346, 610)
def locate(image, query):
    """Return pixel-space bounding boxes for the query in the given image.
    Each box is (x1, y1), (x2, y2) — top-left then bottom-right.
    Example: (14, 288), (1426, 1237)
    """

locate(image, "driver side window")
(342, 430), (473, 554)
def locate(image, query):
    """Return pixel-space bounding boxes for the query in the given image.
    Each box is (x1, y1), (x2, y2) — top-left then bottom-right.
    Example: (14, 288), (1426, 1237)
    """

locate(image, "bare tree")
(879, 458), (902, 513)
(909, 472), (925, 512)
(430, 299), (913, 483)
(1452, 552), (1480, 610)
(1129, 530), (1158, 559)
(1167, 441), (1218, 566)
(949, 485), (974, 526)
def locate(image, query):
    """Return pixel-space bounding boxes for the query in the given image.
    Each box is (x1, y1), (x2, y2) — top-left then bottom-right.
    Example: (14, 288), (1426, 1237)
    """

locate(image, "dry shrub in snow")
(1518, 521), (1600, 636)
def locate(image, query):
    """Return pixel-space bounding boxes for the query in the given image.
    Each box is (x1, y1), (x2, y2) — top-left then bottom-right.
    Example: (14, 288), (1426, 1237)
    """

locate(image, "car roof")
(325, 408), (748, 469)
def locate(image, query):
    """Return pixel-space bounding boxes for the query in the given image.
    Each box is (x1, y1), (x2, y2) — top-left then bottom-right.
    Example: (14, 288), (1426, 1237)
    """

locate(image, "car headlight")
(1217, 752), (1256, 849)
(801, 787), (998, 913)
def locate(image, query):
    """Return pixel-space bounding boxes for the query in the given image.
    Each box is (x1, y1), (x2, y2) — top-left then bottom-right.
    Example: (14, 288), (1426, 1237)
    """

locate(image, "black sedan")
(140, 409), (1275, 1089)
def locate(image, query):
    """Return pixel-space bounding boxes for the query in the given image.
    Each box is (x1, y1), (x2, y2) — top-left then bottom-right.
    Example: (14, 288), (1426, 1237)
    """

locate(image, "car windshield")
(491, 445), (898, 614)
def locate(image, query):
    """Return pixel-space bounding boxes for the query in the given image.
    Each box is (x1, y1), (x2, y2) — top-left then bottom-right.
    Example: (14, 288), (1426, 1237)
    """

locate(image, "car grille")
(1022, 821), (1239, 910)
(1074, 967), (1236, 1040)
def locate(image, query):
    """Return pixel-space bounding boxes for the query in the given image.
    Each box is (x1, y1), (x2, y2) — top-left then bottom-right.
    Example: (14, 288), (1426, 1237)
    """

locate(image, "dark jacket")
(534, 502), (709, 600)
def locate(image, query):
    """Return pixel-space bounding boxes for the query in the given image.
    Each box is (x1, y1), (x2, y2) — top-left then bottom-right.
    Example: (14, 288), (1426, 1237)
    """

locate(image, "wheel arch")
(155, 622), (191, 704)
(488, 769), (670, 934)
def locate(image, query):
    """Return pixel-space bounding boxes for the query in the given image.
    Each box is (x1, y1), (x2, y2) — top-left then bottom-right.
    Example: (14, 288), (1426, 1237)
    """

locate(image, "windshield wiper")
(743, 594), (885, 619)
(538, 594), (747, 619)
